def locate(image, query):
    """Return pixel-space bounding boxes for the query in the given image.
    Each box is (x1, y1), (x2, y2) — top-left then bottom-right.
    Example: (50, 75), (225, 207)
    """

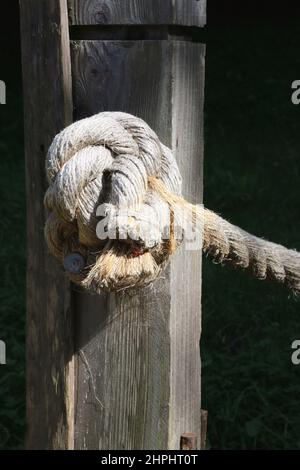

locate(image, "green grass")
(1, 23), (300, 450)
(202, 24), (300, 449)
(0, 42), (26, 450)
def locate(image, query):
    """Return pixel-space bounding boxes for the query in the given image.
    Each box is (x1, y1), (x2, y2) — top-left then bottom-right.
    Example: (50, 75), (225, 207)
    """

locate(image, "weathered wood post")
(20, 0), (206, 450)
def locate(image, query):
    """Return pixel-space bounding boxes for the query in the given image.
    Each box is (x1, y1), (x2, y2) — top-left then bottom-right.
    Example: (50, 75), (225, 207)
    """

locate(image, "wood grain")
(20, 0), (74, 450)
(68, 0), (206, 26)
(169, 40), (204, 449)
(71, 39), (205, 450)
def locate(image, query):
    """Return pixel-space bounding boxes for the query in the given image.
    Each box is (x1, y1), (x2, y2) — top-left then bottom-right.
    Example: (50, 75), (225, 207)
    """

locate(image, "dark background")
(0, 0), (300, 450)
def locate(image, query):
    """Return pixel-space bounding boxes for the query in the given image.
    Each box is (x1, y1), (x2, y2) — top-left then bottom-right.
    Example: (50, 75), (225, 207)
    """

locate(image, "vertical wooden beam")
(70, 3), (205, 450)
(20, 0), (74, 450)
(20, 0), (206, 450)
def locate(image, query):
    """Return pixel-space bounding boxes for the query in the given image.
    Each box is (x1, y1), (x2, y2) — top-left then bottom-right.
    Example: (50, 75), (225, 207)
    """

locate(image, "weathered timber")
(71, 39), (205, 450)
(68, 0), (206, 27)
(20, 0), (74, 450)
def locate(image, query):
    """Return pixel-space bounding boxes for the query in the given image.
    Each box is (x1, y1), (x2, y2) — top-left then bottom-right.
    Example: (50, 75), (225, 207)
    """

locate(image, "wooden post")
(20, 0), (74, 450)
(20, 0), (206, 450)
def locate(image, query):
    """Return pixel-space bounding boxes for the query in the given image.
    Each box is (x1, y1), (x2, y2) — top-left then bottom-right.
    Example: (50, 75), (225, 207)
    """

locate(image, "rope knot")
(44, 112), (183, 292)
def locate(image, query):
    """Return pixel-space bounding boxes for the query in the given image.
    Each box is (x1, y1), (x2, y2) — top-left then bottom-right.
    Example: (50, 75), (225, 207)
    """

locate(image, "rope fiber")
(44, 112), (300, 294)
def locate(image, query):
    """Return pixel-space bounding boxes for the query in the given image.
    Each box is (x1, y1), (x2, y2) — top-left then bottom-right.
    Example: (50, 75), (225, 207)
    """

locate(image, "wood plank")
(169, 40), (204, 449)
(68, 0), (206, 26)
(19, 0), (74, 450)
(71, 39), (205, 450)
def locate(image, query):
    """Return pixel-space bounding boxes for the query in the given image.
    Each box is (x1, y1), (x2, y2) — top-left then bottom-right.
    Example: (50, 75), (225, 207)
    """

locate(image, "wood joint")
(69, 25), (205, 42)
(180, 433), (197, 450)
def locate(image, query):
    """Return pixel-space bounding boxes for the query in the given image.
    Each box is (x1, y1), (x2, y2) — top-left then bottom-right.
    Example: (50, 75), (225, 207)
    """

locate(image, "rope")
(44, 112), (300, 294)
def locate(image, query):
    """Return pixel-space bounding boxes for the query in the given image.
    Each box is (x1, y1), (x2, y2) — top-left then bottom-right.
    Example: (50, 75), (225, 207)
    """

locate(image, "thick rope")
(150, 178), (300, 293)
(44, 112), (300, 294)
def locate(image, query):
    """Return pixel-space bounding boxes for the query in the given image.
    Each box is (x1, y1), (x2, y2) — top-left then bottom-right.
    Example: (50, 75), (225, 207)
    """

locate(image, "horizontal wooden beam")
(68, 0), (206, 27)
